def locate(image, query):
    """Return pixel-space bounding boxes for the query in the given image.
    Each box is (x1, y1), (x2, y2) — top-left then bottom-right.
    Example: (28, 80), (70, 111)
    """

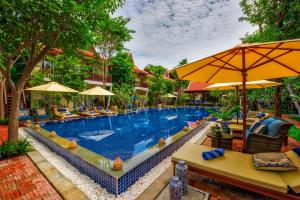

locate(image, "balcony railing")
(135, 82), (148, 88)
(87, 72), (112, 83)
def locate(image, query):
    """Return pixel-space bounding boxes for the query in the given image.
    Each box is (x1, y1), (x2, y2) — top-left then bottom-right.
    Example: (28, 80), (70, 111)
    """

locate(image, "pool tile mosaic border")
(25, 121), (208, 195)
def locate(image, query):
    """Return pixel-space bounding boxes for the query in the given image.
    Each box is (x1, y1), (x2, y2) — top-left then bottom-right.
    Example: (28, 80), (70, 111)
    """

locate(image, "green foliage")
(288, 125), (300, 142)
(111, 84), (134, 110)
(291, 115), (300, 122)
(49, 55), (90, 106)
(110, 51), (135, 87)
(147, 65), (175, 106)
(240, 0), (300, 42)
(0, 138), (31, 159)
(210, 91), (238, 108)
(177, 93), (191, 105)
(146, 65), (166, 76)
(0, 118), (8, 125)
(207, 106), (240, 122)
(29, 71), (45, 86)
(93, 15), (134, 89)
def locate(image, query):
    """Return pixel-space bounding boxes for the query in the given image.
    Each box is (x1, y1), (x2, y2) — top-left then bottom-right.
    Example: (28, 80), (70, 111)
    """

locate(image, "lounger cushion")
(37, 115), (49, 119)
(261, 117), (275, 126)
(267, 120), (285, 137)
(252, 152), (297, 171)
(253, 124), (266, 134)
(249, 121), (261, 132)
(256, 112), (266, 118)
(58, 108), (68, 113)
(172, 143), (288, 193)
(19, 115), (34, 121)
(280, 151), (300, 193)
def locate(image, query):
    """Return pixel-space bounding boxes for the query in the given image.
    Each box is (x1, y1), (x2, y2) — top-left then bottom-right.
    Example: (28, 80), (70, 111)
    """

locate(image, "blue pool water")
(42, 108), (208, 160)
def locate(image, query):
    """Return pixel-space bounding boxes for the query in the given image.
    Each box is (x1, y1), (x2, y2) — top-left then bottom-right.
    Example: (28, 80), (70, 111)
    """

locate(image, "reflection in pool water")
(42, 108), (208, 160)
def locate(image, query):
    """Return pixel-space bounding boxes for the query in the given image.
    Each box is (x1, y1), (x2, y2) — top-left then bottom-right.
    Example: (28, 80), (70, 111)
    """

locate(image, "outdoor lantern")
(159, 138), (166, 146)
(68, 140), (78, 149)
(33, 124), (41, 131)
(24, 120), (32, 127)
(49, 131), (57, 138)
(113, 157), (123, 170)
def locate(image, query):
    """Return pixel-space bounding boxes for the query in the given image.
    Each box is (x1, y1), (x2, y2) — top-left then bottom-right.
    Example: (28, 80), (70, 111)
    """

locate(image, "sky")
(116, 0), (257, 69)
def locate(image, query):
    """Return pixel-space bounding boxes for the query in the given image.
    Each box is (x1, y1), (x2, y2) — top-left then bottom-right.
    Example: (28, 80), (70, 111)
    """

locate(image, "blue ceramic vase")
(175, 160), (188, 195)
(169, 176), (182, 200)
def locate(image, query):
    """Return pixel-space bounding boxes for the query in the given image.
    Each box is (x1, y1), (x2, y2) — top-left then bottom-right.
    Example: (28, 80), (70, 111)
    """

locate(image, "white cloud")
(116, 0), (257, 69)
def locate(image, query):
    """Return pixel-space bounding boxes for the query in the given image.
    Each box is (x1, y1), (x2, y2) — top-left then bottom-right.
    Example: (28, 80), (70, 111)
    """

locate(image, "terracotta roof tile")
(185, 82), (211, 92)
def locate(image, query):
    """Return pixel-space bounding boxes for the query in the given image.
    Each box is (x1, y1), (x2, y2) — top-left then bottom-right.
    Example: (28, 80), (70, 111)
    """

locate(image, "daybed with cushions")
(172, 143), (300, 200)
(218, 111), (271, 125)
(96, 106), (117, 115)
(77, 106), (100, 116)
(19, 108), (35, 123)
(54, 107), (79, 119)
(32, 108), (49, 121)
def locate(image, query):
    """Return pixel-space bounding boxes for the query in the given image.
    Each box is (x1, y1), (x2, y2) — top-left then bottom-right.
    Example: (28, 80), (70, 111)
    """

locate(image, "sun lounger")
(54, 108), (79, 119)
(96, 106), (117, 115)
(172, 143), (300, 200)
(77, 106), (100, 116)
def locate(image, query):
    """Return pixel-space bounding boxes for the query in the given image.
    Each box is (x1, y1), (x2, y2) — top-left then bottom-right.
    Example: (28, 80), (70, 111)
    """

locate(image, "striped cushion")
(202, 148), (225, 160)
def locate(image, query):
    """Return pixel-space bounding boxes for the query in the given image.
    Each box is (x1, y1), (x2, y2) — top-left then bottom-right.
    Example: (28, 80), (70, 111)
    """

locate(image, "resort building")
(185, 82), (212, 102)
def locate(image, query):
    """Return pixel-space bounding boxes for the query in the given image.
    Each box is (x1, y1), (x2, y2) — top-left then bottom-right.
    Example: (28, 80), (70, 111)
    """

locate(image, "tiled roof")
(133, 66), (150, 76)
(185, 82), (211, 92)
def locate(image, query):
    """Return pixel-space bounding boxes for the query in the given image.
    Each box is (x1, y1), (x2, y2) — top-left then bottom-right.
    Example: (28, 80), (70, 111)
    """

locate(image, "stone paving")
(0, 155), (62, 200)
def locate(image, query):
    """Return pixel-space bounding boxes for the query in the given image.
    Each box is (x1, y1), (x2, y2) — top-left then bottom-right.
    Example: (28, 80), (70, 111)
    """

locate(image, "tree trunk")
(155, 93), (159, 106)
(287, 83), (300, 114)
(274, 84), (281, 117)
(0, 79), (6, 119)
(8, 88), (21, 142)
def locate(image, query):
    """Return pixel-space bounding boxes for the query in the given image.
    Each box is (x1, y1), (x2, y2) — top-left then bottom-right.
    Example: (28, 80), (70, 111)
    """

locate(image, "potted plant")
(210, 124), (223, 137)
(207, 106), (240, 134)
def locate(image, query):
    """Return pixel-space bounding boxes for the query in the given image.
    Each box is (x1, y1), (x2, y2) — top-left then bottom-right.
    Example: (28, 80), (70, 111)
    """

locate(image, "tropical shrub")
(207, 106), (240, 122)
(0, 138), (31, 159)
(288, 125), (300, 142)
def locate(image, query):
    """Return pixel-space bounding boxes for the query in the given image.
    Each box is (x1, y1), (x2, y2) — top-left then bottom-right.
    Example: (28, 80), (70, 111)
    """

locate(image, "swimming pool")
(41, 107), (209, 160)
(27, 107), (209, 195)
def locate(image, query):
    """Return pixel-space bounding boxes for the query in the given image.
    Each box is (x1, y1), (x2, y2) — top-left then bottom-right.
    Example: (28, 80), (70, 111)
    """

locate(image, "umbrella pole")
(242, 49), (247, 152)
(236, 86), (239, 123)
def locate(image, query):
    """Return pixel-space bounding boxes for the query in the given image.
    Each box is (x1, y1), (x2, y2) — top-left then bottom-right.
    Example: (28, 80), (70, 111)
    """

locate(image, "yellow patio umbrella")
(26, 82), (78, 110)
(26, 82), (78, 93)
(79, 86), (114, 96)
(205, 80), (281, 91)
(206, 80), (281, 122)
(176, 39), (300, 150)
(79, 86), (114, 108)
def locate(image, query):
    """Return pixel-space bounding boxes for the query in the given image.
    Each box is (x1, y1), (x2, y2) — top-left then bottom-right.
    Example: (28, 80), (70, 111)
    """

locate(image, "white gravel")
(19, 123), (209, 200)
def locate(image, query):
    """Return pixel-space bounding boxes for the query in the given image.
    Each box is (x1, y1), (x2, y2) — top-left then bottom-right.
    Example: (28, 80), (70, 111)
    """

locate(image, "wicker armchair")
(246, 118), (292, 154)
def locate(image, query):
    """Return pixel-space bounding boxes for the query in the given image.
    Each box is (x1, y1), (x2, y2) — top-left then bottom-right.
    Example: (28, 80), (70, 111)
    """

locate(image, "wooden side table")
(207, 132), (233, 150)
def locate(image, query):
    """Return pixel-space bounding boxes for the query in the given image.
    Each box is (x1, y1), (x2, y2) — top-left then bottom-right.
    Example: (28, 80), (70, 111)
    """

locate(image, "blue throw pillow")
(267, 120), (284, 137)
(261, 117), (275, 126)
(257, 112), (265, 118)
(246, 129), (251, 139)
(202, 148), (225, 160)
(293, 147), (300, 157)
(250, 121), (261, 132)
(58, 108), (67, 112)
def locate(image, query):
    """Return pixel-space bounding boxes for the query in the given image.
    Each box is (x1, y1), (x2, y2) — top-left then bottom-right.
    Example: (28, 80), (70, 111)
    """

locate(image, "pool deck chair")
(54, 108), (79, 120)
(172, 143), (300, 200)
(77, 107), (100, 116)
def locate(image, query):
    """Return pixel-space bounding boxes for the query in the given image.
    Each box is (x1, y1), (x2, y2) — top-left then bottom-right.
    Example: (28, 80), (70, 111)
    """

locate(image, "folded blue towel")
(202, 148), (225, 160)
(293, 147), (300, 157)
